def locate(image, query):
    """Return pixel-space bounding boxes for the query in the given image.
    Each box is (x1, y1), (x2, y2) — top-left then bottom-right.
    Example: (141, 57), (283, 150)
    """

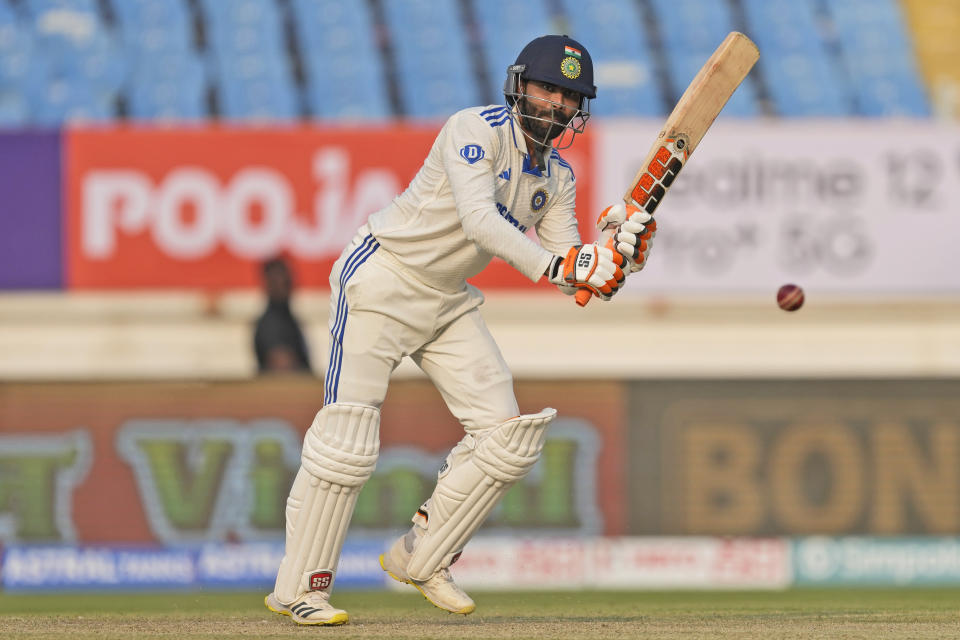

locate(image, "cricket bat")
(576, 31), (759, 306)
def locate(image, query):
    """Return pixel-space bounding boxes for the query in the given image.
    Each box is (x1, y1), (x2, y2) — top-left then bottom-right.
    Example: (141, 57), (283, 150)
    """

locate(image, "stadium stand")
(0, 3), (30, 125)
(198, 0), (298, 119)
(380, 0), (481, 118)
(825, 0), (929, 116)
(289, 0), (391, 120)
(472, 0), (554, 106)
(740, 0), (854, 116)
(21, 0), (124, 123)
(111, 0), (207, 120)
(648, 0), (759, 116)
(556, 0), (664, 117)
(894, 0), (957, 118)
(0, 0), (946, 124)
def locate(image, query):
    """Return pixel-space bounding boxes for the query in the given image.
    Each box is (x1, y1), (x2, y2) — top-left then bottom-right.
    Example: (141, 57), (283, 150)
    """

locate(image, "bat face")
(623, 32), (759, 214)
(628, 133), (689, 214)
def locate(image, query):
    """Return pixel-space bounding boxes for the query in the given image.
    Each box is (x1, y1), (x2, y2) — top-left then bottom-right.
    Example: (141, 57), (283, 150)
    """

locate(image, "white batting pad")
(406, 408), (556, 581)
(274, 403), (380, 603)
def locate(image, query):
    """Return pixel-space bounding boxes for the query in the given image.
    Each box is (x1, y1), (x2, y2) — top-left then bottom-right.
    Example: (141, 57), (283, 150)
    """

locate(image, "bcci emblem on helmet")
(561, 56), (581, 79)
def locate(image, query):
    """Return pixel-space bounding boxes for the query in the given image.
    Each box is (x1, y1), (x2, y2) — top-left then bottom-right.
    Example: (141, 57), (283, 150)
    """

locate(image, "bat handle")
(574, 234), (618, 308)
(574, 287), (592, 307)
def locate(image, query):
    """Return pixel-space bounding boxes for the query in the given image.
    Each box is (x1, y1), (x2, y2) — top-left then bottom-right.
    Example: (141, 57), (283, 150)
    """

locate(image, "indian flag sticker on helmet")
(564, 45), (581, 59)
(561, 56), (581, 79)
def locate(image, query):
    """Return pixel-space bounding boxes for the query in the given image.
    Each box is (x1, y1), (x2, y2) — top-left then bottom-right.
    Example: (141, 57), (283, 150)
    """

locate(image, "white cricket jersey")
(366, 104), (582, 292)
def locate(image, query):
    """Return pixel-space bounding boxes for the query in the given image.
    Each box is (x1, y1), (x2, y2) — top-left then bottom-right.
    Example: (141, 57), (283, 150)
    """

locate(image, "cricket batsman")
(265, 34), (656, 625)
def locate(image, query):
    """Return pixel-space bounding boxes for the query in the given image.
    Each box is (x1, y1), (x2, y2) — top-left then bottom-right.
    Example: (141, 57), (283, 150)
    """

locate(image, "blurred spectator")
(253, 257), (311, 374)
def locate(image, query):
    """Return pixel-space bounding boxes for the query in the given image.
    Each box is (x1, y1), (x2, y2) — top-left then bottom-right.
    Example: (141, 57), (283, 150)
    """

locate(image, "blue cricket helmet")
(505, 34), (597, 102)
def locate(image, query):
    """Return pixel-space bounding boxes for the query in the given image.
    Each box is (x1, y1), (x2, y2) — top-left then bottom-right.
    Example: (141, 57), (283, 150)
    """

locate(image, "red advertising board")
(65, 126), (594, 290)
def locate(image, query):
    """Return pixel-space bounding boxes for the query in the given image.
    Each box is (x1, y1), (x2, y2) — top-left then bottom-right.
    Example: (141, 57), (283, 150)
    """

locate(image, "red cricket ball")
(777, 284), (804, 311)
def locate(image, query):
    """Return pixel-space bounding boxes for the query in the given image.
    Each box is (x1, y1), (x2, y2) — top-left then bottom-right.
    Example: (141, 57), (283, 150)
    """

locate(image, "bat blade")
(575, 31), (758, 307)
(624, 31), (759, 213)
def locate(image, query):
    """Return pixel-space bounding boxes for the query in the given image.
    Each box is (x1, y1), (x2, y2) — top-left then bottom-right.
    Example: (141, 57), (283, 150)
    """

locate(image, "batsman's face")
(520, 80), (581, 142)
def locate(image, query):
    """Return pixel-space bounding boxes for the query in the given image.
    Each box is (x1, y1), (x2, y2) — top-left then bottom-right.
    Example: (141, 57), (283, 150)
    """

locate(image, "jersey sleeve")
(441, 110), (555, 282)
(535, 172), (582, 254)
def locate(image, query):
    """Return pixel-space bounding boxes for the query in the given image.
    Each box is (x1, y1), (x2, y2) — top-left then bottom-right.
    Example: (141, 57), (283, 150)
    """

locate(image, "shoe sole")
(378, 554), (476, 615)
(263, 594), (349, 626)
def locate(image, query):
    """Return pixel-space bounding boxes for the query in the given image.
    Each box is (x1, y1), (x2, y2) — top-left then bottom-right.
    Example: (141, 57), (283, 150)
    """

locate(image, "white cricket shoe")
(264, 591), (349, 625)
(379, 533), (476, 615)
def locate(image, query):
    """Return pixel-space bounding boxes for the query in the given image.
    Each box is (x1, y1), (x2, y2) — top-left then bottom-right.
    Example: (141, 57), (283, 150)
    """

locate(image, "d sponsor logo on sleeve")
(459, 144), (485, 164)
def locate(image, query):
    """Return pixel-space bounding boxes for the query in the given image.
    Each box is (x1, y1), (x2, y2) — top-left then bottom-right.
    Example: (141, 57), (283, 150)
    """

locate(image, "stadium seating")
(110, 0), (194, 54)
(650, 0), (734, 54)
(289, 0), (390, 120)
(198, 0), (298, 120)
(380, 0), (481, 118)
(824, 0), (930, 116)
(741, 0), (854, 116)
(213, 49), (299, 120)
(24, 0), (98, 19)
(649, 0), (759, 116)
(19, 0), (123, 123)
(0, 0), (944, 124)
(471, 0), (553, 106)
(110, 0), (207, 121)
(0, 5), (30, 125)
(556, 0), (664, 117)
(126, 51), (207, 121)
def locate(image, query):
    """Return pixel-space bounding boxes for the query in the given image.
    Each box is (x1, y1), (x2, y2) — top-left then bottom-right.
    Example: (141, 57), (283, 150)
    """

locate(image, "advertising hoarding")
(596, 120), (960, 295)
(627, 379), (960, 536)
(0, 378), (626, 546)
(63, 126), (594, 290)
(0, 131), (62, 289)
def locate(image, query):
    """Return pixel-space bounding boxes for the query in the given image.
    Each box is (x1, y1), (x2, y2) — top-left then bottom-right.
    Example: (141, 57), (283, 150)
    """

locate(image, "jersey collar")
(508, 110), (552, 178)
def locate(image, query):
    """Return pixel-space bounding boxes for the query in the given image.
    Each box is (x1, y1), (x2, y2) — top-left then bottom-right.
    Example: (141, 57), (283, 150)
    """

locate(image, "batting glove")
(547, 244), (626, 301)
(596, 202), (657, 273)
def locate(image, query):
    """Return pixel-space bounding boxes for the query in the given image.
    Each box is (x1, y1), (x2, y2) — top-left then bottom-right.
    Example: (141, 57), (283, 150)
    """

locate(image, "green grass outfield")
(1, 588), (959, 639)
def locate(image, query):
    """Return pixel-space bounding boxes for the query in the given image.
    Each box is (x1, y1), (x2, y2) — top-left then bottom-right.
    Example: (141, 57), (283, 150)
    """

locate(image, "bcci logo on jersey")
(531, 189), (548, 211)
(459, 144), (485, 164)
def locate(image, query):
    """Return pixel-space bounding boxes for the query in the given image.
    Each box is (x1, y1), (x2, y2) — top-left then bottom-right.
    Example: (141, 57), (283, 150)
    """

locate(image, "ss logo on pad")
(309, 571), (333, 591)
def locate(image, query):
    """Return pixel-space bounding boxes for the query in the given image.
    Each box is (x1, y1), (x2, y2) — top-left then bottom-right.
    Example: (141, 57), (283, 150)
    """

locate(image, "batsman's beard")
(518, 97), (569, 147)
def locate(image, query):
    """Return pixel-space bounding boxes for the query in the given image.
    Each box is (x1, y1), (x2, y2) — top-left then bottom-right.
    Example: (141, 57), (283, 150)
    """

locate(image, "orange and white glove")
(547, 244), (626, 301)
(596, 203), (657, 273)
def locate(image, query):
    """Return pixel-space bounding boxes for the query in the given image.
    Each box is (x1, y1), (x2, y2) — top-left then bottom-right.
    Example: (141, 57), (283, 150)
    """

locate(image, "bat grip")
(574, 287), (592, 307)
(574, 234), (617, 308)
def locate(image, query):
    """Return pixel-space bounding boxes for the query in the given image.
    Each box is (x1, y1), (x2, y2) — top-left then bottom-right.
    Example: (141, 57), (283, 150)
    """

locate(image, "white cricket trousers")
(323, 226), (520, 431)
